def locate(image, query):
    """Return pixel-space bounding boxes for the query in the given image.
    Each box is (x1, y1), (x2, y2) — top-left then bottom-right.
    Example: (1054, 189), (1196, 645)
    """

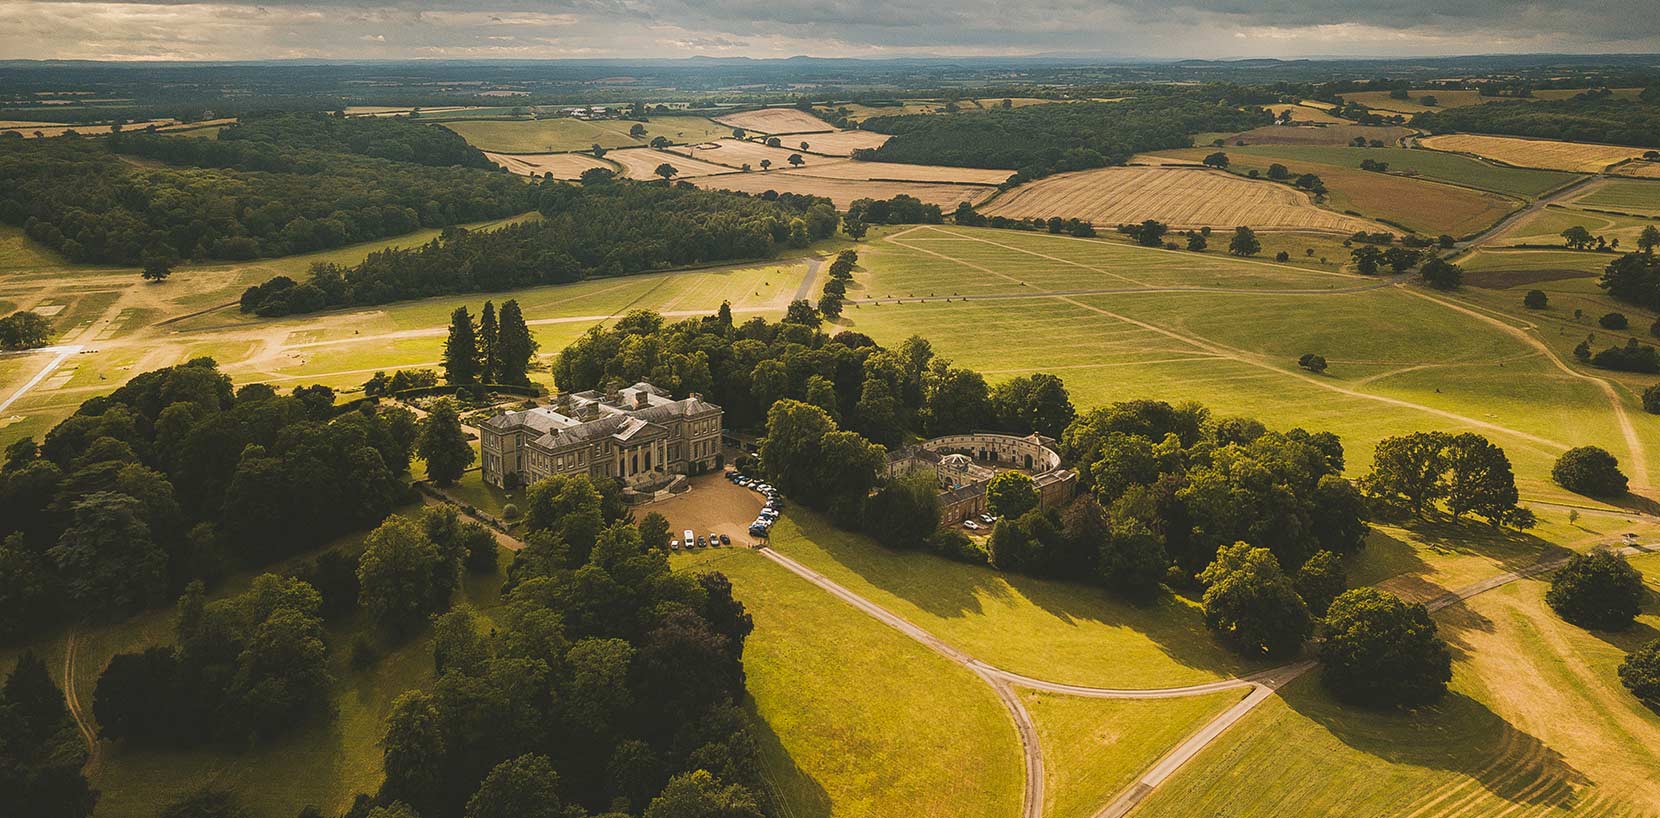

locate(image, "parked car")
(749, 524), (769, 538)
(707, 531), (718, 547)
(964, 520), (981, 530)
(683, 529), (695, 545)
(719, 534), (731, 545)
(979, 513), (996, 524)
(670, 539), (681, 550)
(696, 535), (706, 547)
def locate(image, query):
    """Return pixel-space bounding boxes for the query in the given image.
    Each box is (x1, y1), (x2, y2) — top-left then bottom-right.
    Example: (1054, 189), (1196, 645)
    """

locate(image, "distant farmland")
(695, 173), (995, 209)
(1420, 133), (1650, 172)
(983, 166), (1384, 233)
(441, 115), (730, 153)
(484, 151), (615, 179)
(1226, 124), (1414, 148)
(713, 107), (837, 134)
(606, 147), (736, 179)
(794, 129), (894, 156)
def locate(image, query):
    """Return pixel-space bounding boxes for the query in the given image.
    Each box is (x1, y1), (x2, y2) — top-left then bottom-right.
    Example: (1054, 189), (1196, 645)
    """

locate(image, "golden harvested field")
(607, 147), (737, 179)
(1137, 147), (1523, 237)
(821, 101), (949, 122)
(983, 166), (1385, 233)
(1228, 123), (1413, 147)
(694, 173), (994, 209)
(4, 118), (178, 138)
(345, 105), (482, 118)
(796, 129), (893, 156)
(1611, 160), (1660, 179)
(783, 160), (1013, 185)
(1420, 134), (1649, 172)
(484, 151), (615, 179)
(713, 107), (836, 134)
(1346, 87), (1643, 114)
(1264, 104), (1347, 124)
(665, 139), (812, 170)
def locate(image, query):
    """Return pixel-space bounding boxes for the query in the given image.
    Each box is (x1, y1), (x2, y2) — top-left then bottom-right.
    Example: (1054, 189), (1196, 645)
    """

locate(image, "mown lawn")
(1025, 689), (1246, 818)
(673, 546), (1024, 818)
(766, 512), (1268, 688)
(849, 228), (1644, 495)
(1133, 552), (1660, 818)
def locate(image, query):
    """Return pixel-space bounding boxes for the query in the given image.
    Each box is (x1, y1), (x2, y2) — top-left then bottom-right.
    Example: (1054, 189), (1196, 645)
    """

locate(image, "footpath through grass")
(766, 513), (1268, 688)
(1134, 552), (1660, 818)
(673, 546), (1023, 818)
(1025, 689), (1245, 818)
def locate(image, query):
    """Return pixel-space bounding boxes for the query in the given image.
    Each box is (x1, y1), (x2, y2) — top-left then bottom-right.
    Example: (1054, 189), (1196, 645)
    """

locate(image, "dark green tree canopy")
(1318, 587), (1452, 708)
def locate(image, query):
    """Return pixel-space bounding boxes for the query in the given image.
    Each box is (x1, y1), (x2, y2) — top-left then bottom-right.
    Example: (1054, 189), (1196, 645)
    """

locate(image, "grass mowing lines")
(764, 512), (1270, 688)
(671, 546), (1023, 818)
(849, 227), (1639, 499)
(1136, 554), (1660, 818)
(1023, 689), (1247, 818)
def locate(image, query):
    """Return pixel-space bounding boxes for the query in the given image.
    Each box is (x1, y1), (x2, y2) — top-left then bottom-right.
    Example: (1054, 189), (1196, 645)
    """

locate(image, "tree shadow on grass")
(1427, 600), (1498, 662)
(1602, 491), (1660, 518)
(782, 512), (1268, 682)
(1284, 679), (1591, 812)
(743, 695), (831, 818)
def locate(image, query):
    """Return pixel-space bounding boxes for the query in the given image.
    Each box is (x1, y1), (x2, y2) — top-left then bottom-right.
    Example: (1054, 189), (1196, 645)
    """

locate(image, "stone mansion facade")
(480, 382), (723, 490)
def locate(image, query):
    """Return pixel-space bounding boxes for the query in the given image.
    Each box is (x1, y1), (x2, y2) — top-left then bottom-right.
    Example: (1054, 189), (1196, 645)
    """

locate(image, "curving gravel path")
(755, 540), (1656, 818)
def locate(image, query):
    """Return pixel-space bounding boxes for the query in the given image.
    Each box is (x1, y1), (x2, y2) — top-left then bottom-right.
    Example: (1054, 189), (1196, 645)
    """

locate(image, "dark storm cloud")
(1, 0), (1657, 60)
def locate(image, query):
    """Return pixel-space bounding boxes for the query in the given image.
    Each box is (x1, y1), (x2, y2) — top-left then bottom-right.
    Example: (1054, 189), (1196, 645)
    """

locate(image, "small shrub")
(1522, 289), (1548, 309)
(1297, 353), (1328, 373)
(1600, 312), (1629, 330)
(501, 503), (520, 520)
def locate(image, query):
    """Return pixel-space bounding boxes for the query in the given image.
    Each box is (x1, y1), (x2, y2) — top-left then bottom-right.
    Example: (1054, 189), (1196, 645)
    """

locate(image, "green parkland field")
(7, 217), (1660, 818)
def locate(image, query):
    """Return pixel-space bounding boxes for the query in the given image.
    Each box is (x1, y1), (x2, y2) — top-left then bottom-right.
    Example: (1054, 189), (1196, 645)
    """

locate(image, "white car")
(963, 520), (981, 530)
(670, 539), (681, 551)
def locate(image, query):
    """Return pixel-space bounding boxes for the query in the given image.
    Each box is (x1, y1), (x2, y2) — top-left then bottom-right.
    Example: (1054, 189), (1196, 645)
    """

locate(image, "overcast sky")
(2, 0), (1658, 61)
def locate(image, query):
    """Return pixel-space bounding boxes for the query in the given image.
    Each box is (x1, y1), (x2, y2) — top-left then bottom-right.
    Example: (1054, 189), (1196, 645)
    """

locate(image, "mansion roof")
(483, 382), (720, 451)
